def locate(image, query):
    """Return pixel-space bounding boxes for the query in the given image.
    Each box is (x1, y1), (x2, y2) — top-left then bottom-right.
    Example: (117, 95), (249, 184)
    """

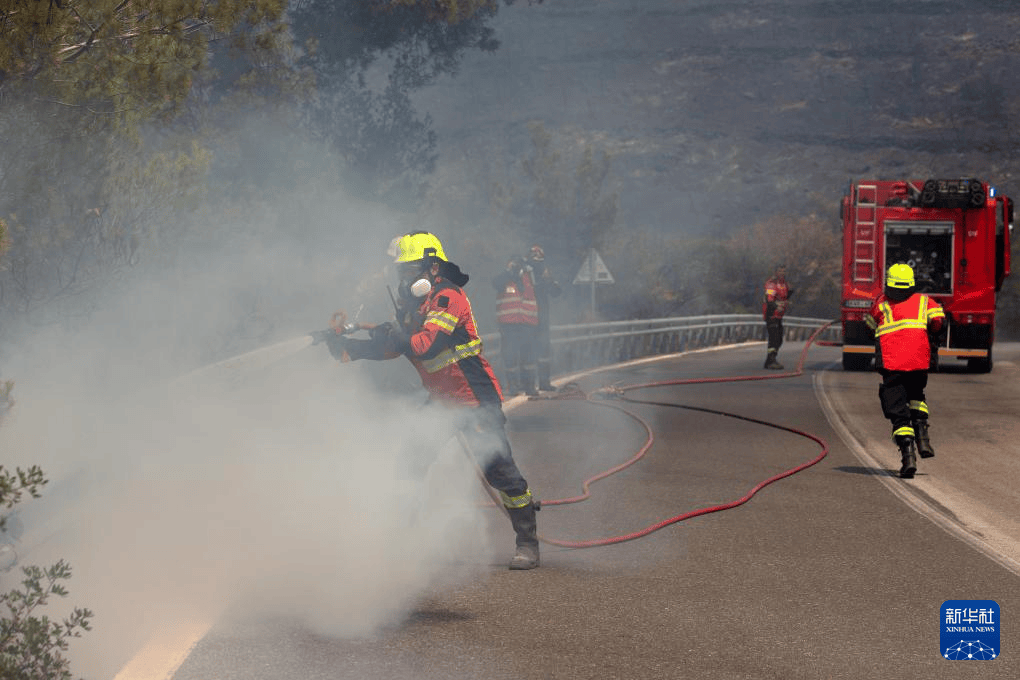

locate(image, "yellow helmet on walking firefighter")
(886, 263), (915, 289)
(389, 232), (447, 264)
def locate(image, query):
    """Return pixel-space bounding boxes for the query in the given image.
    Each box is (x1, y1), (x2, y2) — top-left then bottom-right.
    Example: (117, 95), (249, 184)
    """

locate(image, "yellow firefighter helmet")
(886, 263), (915, 289)
(388, 232), (447, 264)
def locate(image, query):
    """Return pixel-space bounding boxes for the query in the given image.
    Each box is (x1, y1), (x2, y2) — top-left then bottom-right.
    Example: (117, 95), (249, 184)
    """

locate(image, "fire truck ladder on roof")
(853, 183), (878, 283)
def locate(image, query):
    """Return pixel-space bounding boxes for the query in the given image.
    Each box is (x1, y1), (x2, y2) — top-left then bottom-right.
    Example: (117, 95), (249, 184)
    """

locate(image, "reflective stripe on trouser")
(892, 425), (915, 441)
(879, 369), (928, 436)
(909, 400), (929, 419)
(500, 488), (533, 509)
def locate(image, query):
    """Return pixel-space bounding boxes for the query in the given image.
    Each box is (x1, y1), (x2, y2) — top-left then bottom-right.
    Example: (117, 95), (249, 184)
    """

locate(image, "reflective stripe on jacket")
(865, 293), (945, 371)
(496, 272), (539, 326)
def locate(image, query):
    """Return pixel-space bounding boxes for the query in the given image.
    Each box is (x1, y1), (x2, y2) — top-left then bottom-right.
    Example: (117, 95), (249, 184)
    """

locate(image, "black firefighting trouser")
(457, 406), (530, 497)
(878, 369), (930, 439)
(765, 318), (784, 356)
(457, 405), (538, 550)
(499, 323), (537, 392)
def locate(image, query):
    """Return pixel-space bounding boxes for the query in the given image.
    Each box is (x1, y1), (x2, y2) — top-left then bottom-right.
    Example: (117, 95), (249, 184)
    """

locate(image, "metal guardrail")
(482, 315), (840, 375)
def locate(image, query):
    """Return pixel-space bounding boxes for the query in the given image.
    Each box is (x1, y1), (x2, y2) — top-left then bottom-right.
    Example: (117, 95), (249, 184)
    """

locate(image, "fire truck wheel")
(842, 353), (872, 372)
(967, 352), (992, 374)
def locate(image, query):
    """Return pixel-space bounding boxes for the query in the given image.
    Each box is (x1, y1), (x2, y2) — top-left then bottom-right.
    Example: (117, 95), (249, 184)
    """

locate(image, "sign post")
(572, 248), (615, 319)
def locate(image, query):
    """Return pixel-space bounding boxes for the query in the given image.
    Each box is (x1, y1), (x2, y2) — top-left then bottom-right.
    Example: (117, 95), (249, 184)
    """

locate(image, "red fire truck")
(840, 178), (1012, 372)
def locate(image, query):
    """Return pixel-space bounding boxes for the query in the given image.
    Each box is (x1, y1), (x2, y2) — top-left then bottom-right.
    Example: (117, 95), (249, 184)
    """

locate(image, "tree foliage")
(474, 120), (619, 272)
(0, 558), (93, 680)
(0, 0), (290, 122)
(0, 103), (212, 322)
(289, 0), (539, 202)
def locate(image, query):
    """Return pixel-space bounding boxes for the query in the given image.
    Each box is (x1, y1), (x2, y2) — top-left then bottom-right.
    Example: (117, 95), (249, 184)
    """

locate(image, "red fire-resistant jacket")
(405, 278), (504, 408)
(865, 293), (946, 371)
(762, 276), (790, 321)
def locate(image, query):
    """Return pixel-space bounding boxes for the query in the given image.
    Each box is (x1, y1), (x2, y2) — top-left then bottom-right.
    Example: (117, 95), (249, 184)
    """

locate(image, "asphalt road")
(125, 340), (1020, 680)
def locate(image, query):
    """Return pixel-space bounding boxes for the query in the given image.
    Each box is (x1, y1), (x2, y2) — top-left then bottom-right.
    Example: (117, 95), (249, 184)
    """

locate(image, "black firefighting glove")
(372, 322), (412, 355)
(369, 322), (393, 341)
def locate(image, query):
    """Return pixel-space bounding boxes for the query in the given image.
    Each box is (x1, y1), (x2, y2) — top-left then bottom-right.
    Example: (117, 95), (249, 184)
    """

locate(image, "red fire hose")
(523, 323), (836, 550)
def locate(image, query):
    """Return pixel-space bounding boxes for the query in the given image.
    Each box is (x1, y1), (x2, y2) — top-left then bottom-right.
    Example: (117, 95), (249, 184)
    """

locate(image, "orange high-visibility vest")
(496, 272), (539, 326)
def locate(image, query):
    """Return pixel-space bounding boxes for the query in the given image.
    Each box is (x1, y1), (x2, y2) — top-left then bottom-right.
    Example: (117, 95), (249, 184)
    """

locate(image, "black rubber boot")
(897, 436), (917, 479)
(521, 367), (539, 397)
(538, 361), (555, 391)
(764, 350), (783, 370)
(507, 503), (540, 570)
(503, 369), (520, 397)
(914, 420), (935, 459)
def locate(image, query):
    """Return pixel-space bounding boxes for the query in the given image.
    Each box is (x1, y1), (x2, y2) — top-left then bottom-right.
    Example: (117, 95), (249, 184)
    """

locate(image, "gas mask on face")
(398, 262), (432, 300)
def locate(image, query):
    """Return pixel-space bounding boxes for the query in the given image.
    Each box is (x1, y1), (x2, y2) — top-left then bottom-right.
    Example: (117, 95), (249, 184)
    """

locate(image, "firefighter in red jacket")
(315, 232), (540, 569)
(865, 263), (945, 479)
(492, 254), (540, 397)
(762, 264), (793, 369)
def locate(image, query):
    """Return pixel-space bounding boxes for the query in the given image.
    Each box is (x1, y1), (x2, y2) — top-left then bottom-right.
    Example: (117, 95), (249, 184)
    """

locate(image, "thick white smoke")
(0, 167), (500, 678)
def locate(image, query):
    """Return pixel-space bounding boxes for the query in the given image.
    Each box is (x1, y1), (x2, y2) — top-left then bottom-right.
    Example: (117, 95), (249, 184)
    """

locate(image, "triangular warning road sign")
(573, 249), (615, 284)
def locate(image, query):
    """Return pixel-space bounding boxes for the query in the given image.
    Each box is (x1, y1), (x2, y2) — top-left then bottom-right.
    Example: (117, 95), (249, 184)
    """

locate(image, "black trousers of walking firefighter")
(878, 369), (931, 444)
(764, 318), (784, 367)
(457, 406), (539, 556)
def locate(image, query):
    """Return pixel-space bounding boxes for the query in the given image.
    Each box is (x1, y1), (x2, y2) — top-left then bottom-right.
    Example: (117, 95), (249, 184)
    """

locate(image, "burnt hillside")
(418, 0), (1020, 235)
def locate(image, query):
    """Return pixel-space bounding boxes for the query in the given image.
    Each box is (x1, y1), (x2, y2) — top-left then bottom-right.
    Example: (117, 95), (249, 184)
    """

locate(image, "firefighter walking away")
(314, 232), (541, 569)
(866, 263), (945, 479)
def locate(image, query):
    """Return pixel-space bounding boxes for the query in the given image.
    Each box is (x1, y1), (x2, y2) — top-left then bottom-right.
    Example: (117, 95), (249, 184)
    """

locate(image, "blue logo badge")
(941, 600), (999, 660)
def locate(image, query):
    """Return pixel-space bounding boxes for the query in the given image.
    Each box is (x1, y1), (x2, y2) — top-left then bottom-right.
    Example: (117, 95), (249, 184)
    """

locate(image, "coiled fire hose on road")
(470, 323), (836, 550)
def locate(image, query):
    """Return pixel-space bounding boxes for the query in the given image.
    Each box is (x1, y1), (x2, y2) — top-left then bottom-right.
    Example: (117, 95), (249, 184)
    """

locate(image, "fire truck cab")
(840, 178), (1012, 373)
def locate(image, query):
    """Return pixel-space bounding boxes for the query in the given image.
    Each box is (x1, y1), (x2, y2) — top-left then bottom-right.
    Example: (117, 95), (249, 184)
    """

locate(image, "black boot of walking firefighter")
(913, 420), (935, 459)
(896, 435), (917, 479)
(507, 502), (540, 570)
(764, 348), (783, 370)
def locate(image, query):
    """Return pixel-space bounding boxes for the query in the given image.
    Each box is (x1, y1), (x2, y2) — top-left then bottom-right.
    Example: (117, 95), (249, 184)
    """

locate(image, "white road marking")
(112, 620), (212, 680)
(814, 364), (1020, 578)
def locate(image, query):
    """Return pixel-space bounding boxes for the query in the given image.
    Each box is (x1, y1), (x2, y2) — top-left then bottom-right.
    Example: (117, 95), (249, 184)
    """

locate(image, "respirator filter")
(410, 278), (432, 298)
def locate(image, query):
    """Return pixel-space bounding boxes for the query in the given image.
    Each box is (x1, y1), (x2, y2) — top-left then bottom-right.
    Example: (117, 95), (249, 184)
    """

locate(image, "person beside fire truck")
(492, 254), (540, 397)
(865, 263), (945, 479)
(315, 232), (541, 570)
(762, 264), (794, 369)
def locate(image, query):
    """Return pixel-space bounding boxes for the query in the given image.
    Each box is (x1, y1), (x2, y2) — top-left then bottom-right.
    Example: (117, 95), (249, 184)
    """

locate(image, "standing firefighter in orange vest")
(865, 263), (945, 479)
(492, 254), (540, 397)
(314, 232), (540, 569)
